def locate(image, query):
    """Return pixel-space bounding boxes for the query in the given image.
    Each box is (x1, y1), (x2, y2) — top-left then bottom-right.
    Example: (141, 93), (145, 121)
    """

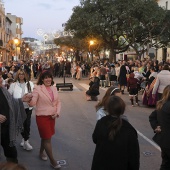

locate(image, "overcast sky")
(4, 0), (80, 40)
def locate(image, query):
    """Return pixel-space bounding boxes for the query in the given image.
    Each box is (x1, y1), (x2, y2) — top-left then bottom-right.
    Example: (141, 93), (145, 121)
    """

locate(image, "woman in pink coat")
(28, 70), (61, 169)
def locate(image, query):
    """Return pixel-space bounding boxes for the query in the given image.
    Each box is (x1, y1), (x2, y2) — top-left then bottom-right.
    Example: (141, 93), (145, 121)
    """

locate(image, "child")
(96, 86), (122, 120)
(127, 73), (139, 106)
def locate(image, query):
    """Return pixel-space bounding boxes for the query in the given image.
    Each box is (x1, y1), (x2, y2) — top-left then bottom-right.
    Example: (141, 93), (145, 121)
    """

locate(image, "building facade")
(6, 13), (23, 60)
(0, 1), (6, 62)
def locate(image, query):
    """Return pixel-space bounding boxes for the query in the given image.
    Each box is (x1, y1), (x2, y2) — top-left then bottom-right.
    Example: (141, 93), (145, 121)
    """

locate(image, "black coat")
(157, 101), (170, 148)
(118, 65), (127, 86)
(91, 115), (140, 170)
(149, 110), (159, 131)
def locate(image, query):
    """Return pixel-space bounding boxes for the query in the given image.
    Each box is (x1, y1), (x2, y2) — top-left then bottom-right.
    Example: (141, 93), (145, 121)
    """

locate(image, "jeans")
(21, 108), (32, 141)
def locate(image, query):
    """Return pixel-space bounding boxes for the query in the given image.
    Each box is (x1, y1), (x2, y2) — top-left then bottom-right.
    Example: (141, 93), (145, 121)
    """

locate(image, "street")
(0, 77), (162, 170)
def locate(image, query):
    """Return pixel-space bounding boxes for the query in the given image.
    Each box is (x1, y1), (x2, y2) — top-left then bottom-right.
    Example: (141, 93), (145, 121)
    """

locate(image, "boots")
(130, 98), (134, 107)
(23, 140), (33, 151)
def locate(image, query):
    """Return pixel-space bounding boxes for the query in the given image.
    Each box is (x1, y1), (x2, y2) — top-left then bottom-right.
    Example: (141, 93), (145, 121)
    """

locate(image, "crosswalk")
(78, 83), (89, 90)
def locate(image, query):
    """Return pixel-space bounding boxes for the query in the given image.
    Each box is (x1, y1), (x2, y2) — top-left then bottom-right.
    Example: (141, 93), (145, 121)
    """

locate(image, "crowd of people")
(1, 57), (170, 169)
(0, 65), (61, 169)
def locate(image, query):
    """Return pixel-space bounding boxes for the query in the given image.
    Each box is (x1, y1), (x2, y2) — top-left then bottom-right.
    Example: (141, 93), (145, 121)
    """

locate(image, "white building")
(6, 13), (23, 60)
(157, 0), (170, 61)
(157, 0), (169, 10)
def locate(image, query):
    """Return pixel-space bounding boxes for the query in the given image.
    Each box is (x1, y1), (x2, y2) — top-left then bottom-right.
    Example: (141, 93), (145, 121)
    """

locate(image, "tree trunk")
(109, 48), (116, 62)
(75, 50), (80, 61)
(162, 48), (167, 62)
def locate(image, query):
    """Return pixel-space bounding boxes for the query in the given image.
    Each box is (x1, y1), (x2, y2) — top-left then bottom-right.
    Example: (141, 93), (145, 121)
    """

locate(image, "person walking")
(91, 96), (140, 170)
(99, 65), (107, 87)
(28, 70), (61, 169)
(127, 72), (139, 107)
(0, 72), (31, 163)
(8, 69), (34, 151)
(108, 65), (117, 86)
(118, 64), (127, 94)
(152, 64), (170, 100)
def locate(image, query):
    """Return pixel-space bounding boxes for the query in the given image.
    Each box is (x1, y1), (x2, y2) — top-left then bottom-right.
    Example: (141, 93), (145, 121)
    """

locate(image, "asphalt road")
(0, 77), (161, 170)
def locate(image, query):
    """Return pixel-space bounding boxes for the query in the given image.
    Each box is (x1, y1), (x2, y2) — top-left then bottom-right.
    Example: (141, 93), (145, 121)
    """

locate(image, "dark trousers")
(1, 125), (18, 162)
(160, 148), (170, 170)
(21, 108), (32, 141)
(33, 71), (37, 78)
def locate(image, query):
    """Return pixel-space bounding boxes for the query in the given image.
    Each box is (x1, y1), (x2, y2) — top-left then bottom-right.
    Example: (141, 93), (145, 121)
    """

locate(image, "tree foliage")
(64, 0), (168, 61)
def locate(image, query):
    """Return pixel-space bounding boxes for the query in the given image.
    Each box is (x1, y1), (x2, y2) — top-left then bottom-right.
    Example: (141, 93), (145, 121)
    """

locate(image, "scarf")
(1, 87), (26, 146)
(147, 78), (157, 97)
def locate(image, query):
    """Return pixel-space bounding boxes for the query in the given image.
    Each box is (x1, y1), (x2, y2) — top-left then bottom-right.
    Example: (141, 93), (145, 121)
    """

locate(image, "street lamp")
(90, 40), (94, 46)
(13, 37), (19, 60)
(89, 40), (94, 61)
(26, 48), (29, 59)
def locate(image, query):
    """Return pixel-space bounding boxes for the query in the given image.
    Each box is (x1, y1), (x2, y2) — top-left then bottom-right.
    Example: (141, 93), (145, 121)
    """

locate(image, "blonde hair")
(14, 69), (29, 82)
(156, 85), (170, 110)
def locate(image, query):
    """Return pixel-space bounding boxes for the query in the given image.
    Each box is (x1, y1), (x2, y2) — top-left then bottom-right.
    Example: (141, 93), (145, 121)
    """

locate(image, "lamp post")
(14, 37), (19, 60)
(26, 48), (29, 60)
(89, 40), (94, 61)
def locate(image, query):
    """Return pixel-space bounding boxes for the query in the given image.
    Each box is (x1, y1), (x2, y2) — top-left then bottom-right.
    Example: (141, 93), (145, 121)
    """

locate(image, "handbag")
(152, 133), (161, 146)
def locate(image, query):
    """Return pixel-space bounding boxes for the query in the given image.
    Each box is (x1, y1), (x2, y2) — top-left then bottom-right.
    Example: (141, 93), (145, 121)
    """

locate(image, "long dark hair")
(37, 71), (54, 85)
(106, 96), (125, 141)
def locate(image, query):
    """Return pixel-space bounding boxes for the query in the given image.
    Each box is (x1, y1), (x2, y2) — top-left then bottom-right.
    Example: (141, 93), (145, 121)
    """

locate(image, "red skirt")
(36, 115), (55, 139)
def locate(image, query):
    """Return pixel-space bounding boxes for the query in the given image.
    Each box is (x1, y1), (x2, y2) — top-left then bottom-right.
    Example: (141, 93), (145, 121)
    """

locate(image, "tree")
(65, 0), (168, 61)
(65, 0), (130, 62)
(122, 0), (167, 58)
(54, 35), (92, 61)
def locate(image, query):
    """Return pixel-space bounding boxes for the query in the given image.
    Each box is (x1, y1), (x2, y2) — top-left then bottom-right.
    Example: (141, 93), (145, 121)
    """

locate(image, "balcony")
(16, 17), (23, 24)
(16, 28), (22, 34)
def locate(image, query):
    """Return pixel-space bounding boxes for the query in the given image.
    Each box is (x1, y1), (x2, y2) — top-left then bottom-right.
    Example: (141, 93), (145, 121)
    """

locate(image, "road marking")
(79, 83), (161, 152)
(57, 160), (67, 166)
(73, 85), (80, 91)
(137, 130), (161, 151)
(79, 83), (89, 90)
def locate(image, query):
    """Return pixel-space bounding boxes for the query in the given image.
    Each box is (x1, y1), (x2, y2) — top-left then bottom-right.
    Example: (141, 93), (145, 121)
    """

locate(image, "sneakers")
(20, 138), (24, 147)
(23, 140), (33, 151)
